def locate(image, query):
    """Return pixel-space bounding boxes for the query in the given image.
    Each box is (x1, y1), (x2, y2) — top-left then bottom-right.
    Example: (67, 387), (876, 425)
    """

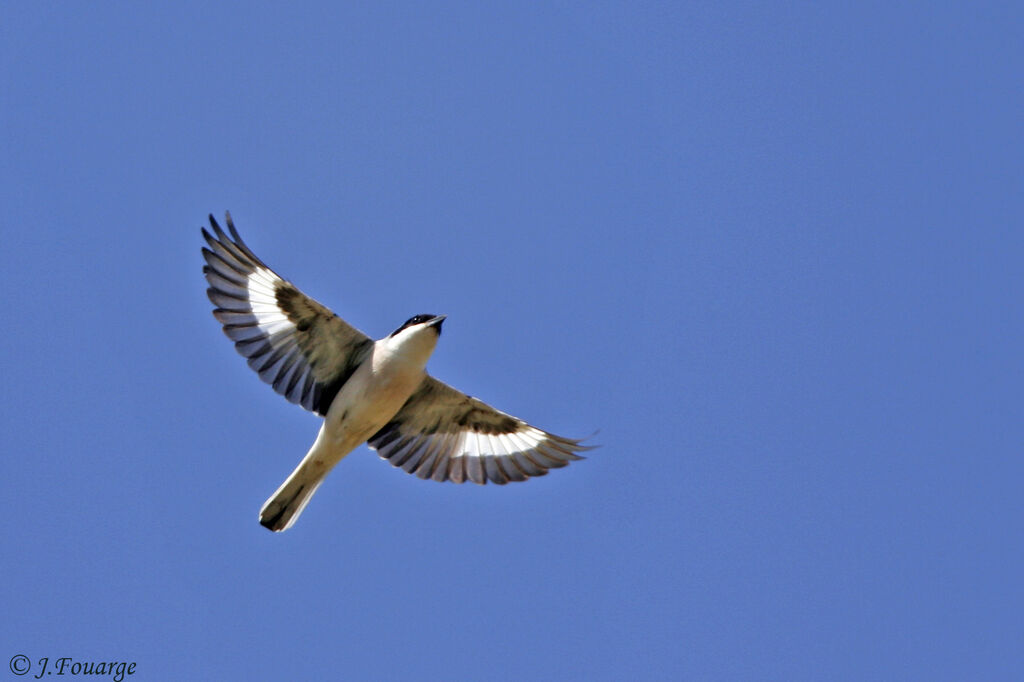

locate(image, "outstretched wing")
(202, 213), (374, 416)
(368, 376), (593, 484)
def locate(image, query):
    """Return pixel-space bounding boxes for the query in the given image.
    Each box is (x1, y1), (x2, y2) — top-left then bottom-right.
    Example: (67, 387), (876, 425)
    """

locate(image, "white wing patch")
(246, 269), (289, 323)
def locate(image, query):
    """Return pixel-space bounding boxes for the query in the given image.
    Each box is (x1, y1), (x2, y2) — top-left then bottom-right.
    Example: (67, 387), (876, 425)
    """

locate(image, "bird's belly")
(322, 360), (423, 448)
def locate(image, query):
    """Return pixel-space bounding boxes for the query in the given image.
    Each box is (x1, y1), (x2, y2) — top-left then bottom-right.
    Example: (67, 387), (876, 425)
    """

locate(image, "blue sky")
(1, 2), (1021, 679)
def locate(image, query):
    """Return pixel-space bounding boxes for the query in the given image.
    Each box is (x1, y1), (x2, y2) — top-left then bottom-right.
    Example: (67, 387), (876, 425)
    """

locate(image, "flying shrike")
(202, 213), (592, 532)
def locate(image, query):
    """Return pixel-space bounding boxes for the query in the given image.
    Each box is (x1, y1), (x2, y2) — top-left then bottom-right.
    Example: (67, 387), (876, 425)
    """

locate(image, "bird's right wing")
(202, 213), (374, 416)
(368, 376), (594, 484)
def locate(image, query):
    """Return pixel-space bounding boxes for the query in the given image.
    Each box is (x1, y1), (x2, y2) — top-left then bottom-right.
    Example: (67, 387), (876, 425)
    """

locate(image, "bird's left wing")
(202, 213), (374, 416)
(368, 376), (593, 484)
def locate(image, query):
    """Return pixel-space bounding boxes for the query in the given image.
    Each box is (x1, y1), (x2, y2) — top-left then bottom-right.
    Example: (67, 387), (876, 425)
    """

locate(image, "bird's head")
(389, 314), (446, 338)
(383, 314), (446, 365)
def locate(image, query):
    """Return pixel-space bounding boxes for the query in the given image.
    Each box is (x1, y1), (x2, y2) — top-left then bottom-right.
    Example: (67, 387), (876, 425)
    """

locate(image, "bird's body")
(202, 212), (591, 532)
(260, 322), (441, 530)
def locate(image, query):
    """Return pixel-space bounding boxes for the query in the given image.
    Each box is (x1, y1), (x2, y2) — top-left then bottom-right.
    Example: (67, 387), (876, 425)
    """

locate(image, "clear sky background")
(2, 2), (1021, 680)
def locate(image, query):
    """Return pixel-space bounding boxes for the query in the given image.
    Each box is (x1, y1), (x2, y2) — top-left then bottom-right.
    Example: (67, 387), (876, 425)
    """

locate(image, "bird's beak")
(429, 315), (447, 327)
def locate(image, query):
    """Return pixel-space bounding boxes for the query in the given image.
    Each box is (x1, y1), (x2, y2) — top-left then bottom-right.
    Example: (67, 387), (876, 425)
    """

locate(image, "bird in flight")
(202, 213), (592, 532)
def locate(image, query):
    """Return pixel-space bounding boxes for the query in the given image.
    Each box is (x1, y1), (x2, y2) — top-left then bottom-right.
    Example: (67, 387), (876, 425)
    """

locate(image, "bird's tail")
(259, 433), (339, 532)
(259, 466), (325, 532)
